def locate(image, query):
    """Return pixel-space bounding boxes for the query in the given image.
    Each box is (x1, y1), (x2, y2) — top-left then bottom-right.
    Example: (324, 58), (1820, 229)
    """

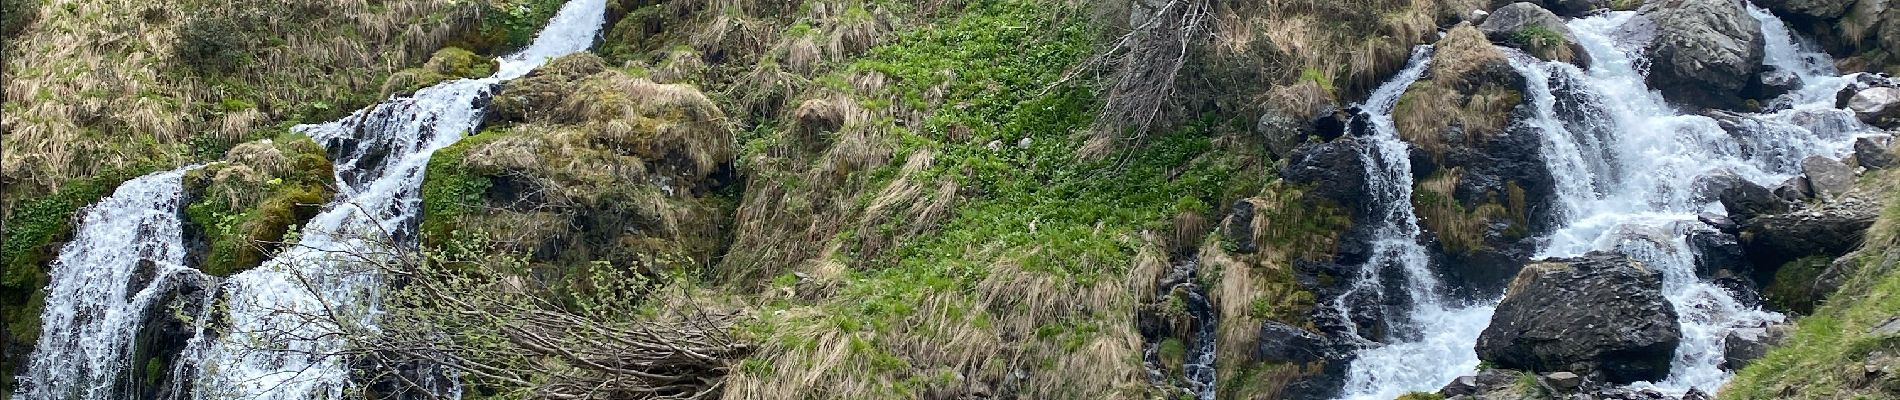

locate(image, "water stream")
(1338, 5), (1882, 398)
(13, 167), (207, 399)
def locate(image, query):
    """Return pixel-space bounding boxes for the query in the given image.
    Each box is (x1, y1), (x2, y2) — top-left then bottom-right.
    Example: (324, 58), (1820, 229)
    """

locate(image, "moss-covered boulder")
(182, 134), (336, 276)
(422, 52), (735, 282)
(380, 47), (500, 97)
(1479, 2), (1590, 67)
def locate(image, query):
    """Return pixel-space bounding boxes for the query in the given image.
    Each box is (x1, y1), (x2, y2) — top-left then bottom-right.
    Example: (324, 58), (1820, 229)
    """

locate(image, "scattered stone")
(1856, 137), (1897, 169)
(1476, 252), (1681, 383)
(1802, 156), (1855, 199)
(1723, 325), (1791, 370)
(1016, 137), (1032, 149)
(1544, 371), (1584, 391)
(986, 140), (1003, 151)
(1773, 175), (1812, 203)
(1715, 175), (1789, 221)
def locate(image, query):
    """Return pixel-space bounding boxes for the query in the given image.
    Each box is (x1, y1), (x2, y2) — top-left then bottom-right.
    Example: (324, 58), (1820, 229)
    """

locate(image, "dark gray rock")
(1856, 137), (1897, 169)
(1758, 0), (1852, 18)
(1223, 200), (1258, 254)
(1741, 191), (1881, 272)
(1802, 156), (1855, 199)
(1715, 175), (1790, 222)
(1476, 252), (1682, 383)
(1812, 250), (1865, 301)
(1723, 324), (1791, 370)
(1688, 229), (1748, 279)
(1622, 0), (1765, 110)
(1775, 175), (1813, 203)
(1544, 371), (1583, 391)
(1479, 3), (1590, 67)
(1255, 321), (1329, 363)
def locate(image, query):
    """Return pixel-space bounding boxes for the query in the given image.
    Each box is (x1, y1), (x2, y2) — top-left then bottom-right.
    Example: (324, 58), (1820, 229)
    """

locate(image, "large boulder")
(1621, 0), (1765, 110)
(1802, 156), (1855, 200)
(1723, 324), (1792, 370)
(1476, 252), (1682, 383)
(1711, 174), (1791, 222)
(1855, 136), (1897, 169)
(1479, 3), (1590, 67)
(1492, 0), (1609, 16)
(1848, 87), (1900, 128)
(1740, 190), (1882, 272)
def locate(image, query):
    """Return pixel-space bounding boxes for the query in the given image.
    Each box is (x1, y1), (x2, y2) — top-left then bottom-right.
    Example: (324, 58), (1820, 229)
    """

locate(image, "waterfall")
(1334, 47), (1501, 400)
(176, 1), (607, 398)
(12, 167), (207, 399)
(1339, 4), (1884, 398)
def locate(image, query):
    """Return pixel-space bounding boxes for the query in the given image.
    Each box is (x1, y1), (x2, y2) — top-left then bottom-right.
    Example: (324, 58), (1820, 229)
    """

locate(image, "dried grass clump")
(1430, 24), (1508, 89)
(1392, 80), (1523, 159)
(723, 257), (1150, 400)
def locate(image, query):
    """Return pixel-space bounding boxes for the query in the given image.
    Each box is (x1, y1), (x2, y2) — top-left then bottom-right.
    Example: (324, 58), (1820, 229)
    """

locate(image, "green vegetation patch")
(181, 133), (336, 276)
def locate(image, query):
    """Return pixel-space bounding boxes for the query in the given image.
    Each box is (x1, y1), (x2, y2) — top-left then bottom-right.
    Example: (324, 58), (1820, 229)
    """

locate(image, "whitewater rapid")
(1338, 4), (1882, 398)
(175, 0), (606, 398)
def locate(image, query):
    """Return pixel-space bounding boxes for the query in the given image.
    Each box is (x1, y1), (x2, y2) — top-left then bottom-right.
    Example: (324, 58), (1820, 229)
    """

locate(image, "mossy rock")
(182, 134), (336, 276)
(380, 47), (500, 97)
(422, 59), (735, 277)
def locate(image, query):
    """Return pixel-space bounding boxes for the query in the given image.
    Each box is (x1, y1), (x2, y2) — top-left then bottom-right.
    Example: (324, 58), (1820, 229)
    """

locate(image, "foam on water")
(1339, 4), (1882, 398)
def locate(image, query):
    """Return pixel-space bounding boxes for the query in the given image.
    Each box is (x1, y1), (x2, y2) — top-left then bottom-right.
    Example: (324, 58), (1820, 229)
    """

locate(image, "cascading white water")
(1335, 47), (1501, 400)
(13, 167), (206, 399)
(1340, 4), (1885, 398)
(180, 1), (606, 398)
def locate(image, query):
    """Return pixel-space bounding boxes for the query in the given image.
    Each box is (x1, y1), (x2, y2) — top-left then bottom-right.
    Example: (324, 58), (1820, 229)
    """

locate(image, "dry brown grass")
(723, 257), (1150, 400)
(0, 0), (479, 212)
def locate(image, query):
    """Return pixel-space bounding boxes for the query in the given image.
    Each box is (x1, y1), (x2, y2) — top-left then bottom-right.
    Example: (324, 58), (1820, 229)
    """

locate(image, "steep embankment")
(408, 0), (1460, 397)
(1724, 171), (1900, 398)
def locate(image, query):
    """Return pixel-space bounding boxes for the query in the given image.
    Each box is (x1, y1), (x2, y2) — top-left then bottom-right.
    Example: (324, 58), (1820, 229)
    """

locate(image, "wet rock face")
(129, 271), (214, 400)
(1282, 137), (1376, 224)
(1476, 252), (1682, 383)
(1622, 0), (1765, 110)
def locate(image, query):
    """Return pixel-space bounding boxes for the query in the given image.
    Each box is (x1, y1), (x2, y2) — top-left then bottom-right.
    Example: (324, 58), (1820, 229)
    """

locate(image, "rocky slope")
(4, 0), (1900, 397)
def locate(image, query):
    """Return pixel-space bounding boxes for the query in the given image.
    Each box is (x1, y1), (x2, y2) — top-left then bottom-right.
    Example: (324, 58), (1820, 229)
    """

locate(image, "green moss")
(1510, 26), (1569, 60)
(182, 134), (336, 276)
(418, 132), (497, 249)
(1764, 256), (1833, 314)
(1397, 392), (1447, 400)
(462, 0), (569, 54)
(383, 47), (500, 96)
